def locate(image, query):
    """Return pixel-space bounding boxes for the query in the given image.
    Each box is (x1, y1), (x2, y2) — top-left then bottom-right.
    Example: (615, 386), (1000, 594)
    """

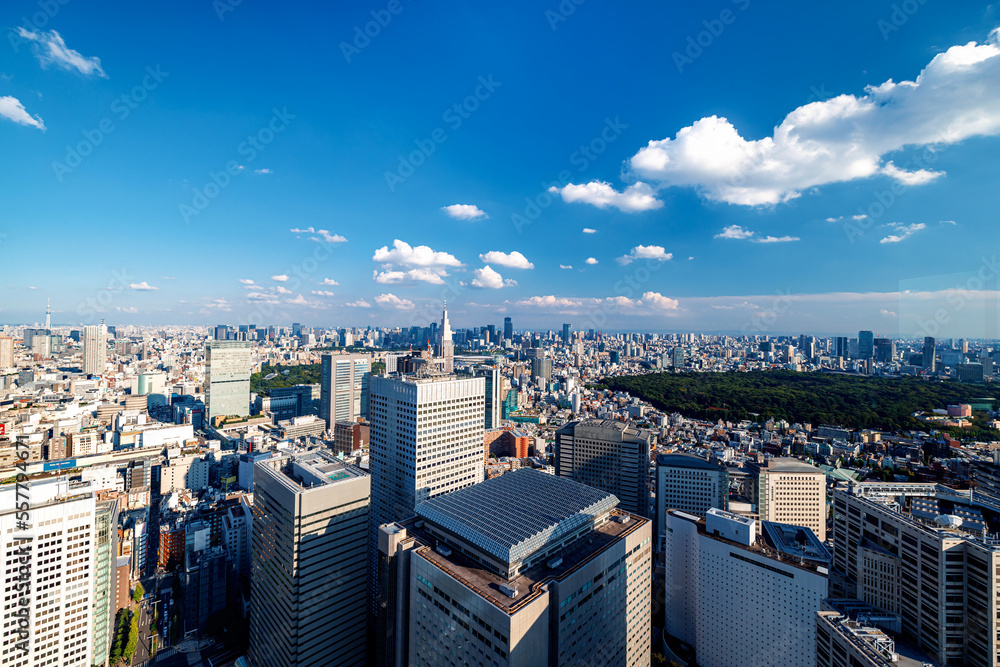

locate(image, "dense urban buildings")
(249, 451), (370, 667)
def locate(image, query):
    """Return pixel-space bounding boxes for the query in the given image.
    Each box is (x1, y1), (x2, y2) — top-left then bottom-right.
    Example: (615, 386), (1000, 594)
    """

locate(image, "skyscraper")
(205, 340), (251, 422)
(82, 322), (107, 375)
(530, 355), (552, 384)
(249, 451), (370, 667)
(91, 499), (120, 666)
(923, 336), (936, 371)
(435, 302), (454, 373)
(503, 316), (512, 341)
(655, 453), (728, 542)
(319, 353), (371, 429)
(0, 335), (13, 369)
(833, 336), (849, 358)
(664, 509), (829, 667)
(368, 373), (485, 529)
(475, 365), (502, 430)
(376, 469), (652, 666)
(562, 322), (573, 344)
(858, 330), (874, 360)
(554, 418), (654, 517)
(1, 478), (98, 667)
(750, 458), (827, 541)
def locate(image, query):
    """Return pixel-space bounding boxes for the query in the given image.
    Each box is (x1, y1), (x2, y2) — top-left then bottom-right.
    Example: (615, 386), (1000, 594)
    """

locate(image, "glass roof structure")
(415, 468), (618, 565)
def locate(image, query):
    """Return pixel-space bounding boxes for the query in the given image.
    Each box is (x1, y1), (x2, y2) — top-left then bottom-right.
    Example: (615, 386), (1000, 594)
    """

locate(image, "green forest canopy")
(599, 371), (1000, 438)
(251, 361), (385, 396)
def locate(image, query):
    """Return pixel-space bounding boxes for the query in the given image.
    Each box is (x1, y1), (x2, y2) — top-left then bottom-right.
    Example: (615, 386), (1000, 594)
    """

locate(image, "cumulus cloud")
(373, 268), (447, 285)
(128, 281), (159, 291)
(559, 264), (573, 270)
(202, 297), (231, 311)
(311, 290), (335, 297)
(442, 204), (488, 220)
(0, 96), (45, 130)
(372, 239), (462, 284)
(116, 306), (138, 314)
(582, 228), (597, 234)
(246, 292), (279, 304)
(274, 286), (292, 294)
(345, 299), (371, 308)
(271, 275), (289, 281)
(375, 293), (415, 309)
(289, 227), (347, 243)
(479, 251), (534, 269)
(471, 265), (517, 289)
(880, 222), (926, 244)
(514, 292), (678, 315)
(161, 276), (176, 280)
(254, 168), (272, 175)
(16, 29), (107, 78)
(585, 257), (598, 265)
(714, 225), (799, 243)
(567, 30), (1000, 208)
(616, 245), (673, 265)
(320, 278), (339, 286)
(549, 181), (662, 212)
(238, 279), (255, 285)
(880, 308), (898, 317)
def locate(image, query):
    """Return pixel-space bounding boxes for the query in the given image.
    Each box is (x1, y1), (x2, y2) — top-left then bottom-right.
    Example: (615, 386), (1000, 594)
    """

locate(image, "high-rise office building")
(562, 322), (573, 344)
(873, 337), (895, 363)
(672, 346), (685, 369)
(214, 324), (228, 340)
(435, 303), (455, 373)
(503, 316), (512, 341)
(831, 483), (1000, 666)
(530, 355), (552, 384)
(554, 418), (654, 517)
(750, 457), (827, 541)
(368, 373), (485, 530)
(475, 365), (502, 430)
(91, 499), (120, 666)
(319, 353), (371, 429)
(205, 340), (251, 422)
(1, 478), (98, 667)
(664, 508), (829, 667)
(922, 336), (936, 371)
(0, 335), (13, 369)
(249, 451), (370, 667)
(858, 330), (874, 360)
(833, 336), (849, 358)
(82, 322), (107, 375)
(376, 468), (652, 666)
(655, 453), (728, 543)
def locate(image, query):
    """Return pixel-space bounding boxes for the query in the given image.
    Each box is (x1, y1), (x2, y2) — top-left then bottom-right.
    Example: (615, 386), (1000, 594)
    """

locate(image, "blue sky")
(1, 1), (999, 337)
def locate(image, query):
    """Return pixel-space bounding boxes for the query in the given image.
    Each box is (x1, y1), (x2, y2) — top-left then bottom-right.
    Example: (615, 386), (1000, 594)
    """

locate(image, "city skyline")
(1, 3), (999, 336)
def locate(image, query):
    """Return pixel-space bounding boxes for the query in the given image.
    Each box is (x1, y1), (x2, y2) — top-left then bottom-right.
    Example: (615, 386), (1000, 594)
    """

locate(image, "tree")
(123, 613), (139, 661)
(132, 582), (145, 603)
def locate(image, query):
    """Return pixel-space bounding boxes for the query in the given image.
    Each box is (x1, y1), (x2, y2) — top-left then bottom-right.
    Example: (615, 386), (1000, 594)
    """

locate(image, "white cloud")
(585, 257), (598, 265)
(271, 275), (289, 281)
(715, 225), (755, 240)
(115, 306), (138, 314)
(616, 245), (673, 265)
(16, 29), (107, 78)
(373, 239), (462, 267)
(514, 292), (678, 315)
(714, 225), (799, 243)
(202, 297), (231, 311)
(238, 279), (255, 285)
(375, 293), (415, 310)
(246, 292), (279, 304)
(478, 251), (534, 269)
(0, 96), (45, 130)
(128, 281), (159, 291)
(290, 227), (347, 243)
(940, 220), (957, 225)
(471, 265), (517, 289)
(559, 264), (573, 270)
(442, 204), (488, 220)
(274, 286), (292, 294)
(880, 222), (926, 244)
(286, 294), (309, 305)
(596, 29), (1000, 207)
(516, 295), (587, 309)
(549, 181), (662, 213)
(311, 290), (335, 297)
(345, 299), (371, 308)
(880, 308), (898, 317)
(373, 268), (446, 285)
(582, 228), (597, 234)
(254, 168), (272, 175)
(320, 278), (339, 286)
(641, 292), (679, 310)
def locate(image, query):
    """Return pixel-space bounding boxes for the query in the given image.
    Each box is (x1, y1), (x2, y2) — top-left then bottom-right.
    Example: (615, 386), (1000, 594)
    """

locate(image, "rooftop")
(762, 521), (832, 565)
(415, 467), (618, 565)
(657, 452), (724, 470)
(766, 458), (824, 474)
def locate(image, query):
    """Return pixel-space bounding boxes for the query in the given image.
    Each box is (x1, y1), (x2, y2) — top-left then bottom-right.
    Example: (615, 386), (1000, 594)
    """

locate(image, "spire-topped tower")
(45, 298), (50, 330)
(436, 300), (455, 373)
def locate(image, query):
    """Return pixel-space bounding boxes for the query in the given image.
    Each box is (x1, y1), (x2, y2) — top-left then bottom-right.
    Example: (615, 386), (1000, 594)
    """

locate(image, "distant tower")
(436, 300), (454, 373)
(45, 299), (51, 330)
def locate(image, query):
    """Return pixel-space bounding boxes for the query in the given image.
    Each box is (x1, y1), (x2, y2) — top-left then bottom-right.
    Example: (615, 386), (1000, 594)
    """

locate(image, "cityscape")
(3, 3), (1000, 667)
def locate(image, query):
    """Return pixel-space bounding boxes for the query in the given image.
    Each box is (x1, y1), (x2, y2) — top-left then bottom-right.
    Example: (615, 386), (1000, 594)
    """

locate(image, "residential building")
(319, 353), (371, 429)
(376, 468), (652, 666)
(82, 322), (107, 375)
(205, 340), (251, 422)
(554, 418), (654, 517)
(0, 336), (13, 369)
(664, 508), (829, 667)
(249, 451), (369, 667)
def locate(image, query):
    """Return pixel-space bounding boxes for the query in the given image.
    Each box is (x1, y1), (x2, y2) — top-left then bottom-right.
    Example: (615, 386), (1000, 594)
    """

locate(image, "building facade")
(205, 340), (251, 422)
(319, 353), (371, 429)
(752, 458), (827, 541)
(655, 453), (728, 543)
(82, 323), (107, 375)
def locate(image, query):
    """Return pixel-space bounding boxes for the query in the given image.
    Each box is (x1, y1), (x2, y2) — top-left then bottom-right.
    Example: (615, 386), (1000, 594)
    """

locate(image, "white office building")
(319, 353), (371, 429)
(664, 508), (829, 667)
(205, 340), (251, 422)
(1, 479), (97, 667)
(82, 323), (106, 375)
